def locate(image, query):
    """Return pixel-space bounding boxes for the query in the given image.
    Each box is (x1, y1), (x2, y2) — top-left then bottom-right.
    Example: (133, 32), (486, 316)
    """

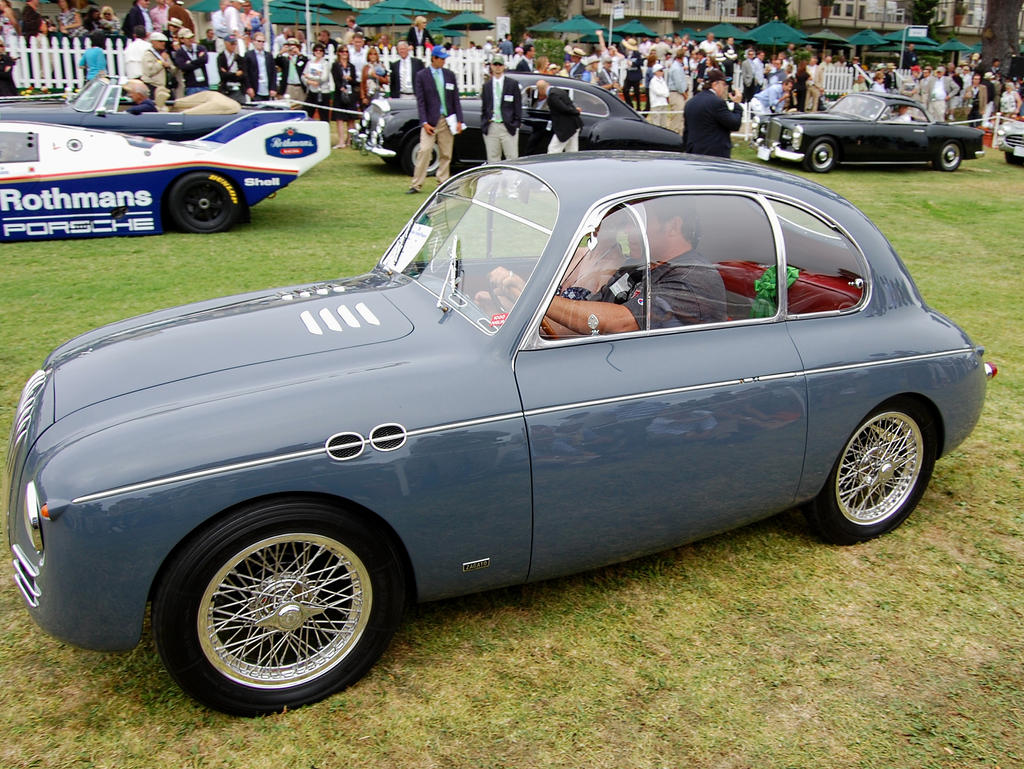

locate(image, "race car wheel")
(400, 135), (440, 177)
(1005, 152), (1024, 165)
(806, 398), (936, 545)
(152, 498), (406, 715)
(167, 172), (241, 234)
(802, 138), (837, 173)
(934, 140), (962, 172)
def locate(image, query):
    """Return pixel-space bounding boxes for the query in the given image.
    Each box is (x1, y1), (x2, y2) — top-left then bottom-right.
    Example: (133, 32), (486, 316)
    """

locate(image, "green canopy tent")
(614, 19), (659, 38)
(440, 11), (494, 40)
(698, 22), (748, 40)
(551, 15), (604, 37)
(746, 19), (808, 48)
(806, 28), (851, 51)
(677, 27), (700, 38)
(356, 9), (412, 26)
(372, 0), (445, 15)
(845, 28), (887, 47)
(938, 37), (973, 65)
(270, 7), (334, 25)
(527, 18), (560, 34)
(881, 30), (940, 46)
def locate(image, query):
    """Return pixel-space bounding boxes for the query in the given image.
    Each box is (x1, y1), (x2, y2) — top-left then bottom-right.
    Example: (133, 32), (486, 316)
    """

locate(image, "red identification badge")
(490, 312), (508, 327)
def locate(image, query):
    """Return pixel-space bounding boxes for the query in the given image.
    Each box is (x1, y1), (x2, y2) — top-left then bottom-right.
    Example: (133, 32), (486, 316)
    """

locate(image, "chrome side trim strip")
(71, 447), (325, 504)
(67, 348), (974, 505)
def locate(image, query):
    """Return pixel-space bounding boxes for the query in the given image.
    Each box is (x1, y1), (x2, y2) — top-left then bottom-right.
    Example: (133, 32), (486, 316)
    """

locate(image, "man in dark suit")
(389, 40), (424, 98)
(243, 32), (278, 101)
(683, 68), (742, 158)
(480, 56), (522, 162)
(537, 79), (582, 153)
(407, 48), (464, 194)
(121, 0), (151, 39)
(217, 35), (247, 101)
(172, 28), (210, 95)
(514, 44), (535, 72)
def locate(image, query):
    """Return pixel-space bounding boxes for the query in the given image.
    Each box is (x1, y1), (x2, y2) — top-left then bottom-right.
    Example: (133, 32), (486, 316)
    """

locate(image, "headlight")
(751, 114), (760, 127)
(781, 128), (792, 142)
(996, 125), (1007, 136)
(792, 125), (804, 149)
(24, 481), (45, 553)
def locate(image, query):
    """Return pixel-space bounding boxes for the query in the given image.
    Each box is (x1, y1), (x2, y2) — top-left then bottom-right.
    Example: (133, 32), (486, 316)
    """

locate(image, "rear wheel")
(166, 172), (240, 233)
(802, 138), (838, 173)
(933, 140), (962, 172)
(152, 499), (406, 715)
(807, 398), (937, 545)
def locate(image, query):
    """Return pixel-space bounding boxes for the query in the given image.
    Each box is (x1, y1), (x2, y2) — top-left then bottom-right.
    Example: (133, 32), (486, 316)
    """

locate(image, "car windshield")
(70, 79), (108, 113)
(829, 94), (884, 121)
(382, 168), (557, 332)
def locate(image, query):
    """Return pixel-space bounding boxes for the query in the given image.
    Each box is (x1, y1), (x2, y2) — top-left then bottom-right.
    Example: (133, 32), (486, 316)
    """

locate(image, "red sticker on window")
(490, 312), (508, 328)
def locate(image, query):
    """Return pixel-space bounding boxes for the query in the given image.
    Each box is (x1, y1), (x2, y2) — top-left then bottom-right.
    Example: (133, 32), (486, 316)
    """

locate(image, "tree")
(909, 0), (940, 35)
(980, 0), (1023, 68)
(505, 0), (566, 39)
(758, 0), (789, 25)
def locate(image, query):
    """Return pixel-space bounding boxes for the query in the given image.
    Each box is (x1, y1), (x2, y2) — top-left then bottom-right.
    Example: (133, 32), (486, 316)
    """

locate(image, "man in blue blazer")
(480, 56), (522, 163)
(682, 68), (743, 158)
(408, 48), (464, 194)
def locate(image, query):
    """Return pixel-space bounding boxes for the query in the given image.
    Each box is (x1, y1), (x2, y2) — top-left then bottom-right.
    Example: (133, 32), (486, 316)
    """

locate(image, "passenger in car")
(542, 196), (726, 336)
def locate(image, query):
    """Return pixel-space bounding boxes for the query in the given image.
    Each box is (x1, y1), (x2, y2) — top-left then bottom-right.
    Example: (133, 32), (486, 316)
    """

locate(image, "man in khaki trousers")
(408, 48), (464, 194)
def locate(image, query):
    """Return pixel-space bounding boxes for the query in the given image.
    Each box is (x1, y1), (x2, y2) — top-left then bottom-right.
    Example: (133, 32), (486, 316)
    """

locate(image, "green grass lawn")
(1, 145), (1021, 769)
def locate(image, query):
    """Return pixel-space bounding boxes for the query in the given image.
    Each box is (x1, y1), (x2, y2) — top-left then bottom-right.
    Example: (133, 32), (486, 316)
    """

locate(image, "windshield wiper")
(437, 235), (464, 312)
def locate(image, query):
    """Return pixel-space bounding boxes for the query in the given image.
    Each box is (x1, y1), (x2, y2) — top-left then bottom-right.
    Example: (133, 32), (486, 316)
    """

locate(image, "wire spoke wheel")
(807, 399), (936, 545)
(199, 533), (371, 688)
(835, 412), (923, 525)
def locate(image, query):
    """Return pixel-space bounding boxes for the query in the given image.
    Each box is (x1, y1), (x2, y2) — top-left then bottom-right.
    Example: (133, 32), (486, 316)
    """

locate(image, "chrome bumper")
(756, 140), (804, 162)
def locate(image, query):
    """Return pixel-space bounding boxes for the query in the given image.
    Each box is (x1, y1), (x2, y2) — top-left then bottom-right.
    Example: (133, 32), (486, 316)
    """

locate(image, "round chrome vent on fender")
(325, 432), (365, 461)
(369, 423), (407, 452)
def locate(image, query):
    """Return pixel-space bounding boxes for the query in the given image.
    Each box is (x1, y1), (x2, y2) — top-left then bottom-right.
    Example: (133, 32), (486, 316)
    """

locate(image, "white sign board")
(613, 4), (625, 19)
(496, 16), (511, 41)
(907, 25), (929, 38)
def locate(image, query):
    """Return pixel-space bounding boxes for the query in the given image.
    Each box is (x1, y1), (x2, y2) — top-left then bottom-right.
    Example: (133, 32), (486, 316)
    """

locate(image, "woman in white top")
(303, 43), (332, 122)
(647, 63), (670, 129)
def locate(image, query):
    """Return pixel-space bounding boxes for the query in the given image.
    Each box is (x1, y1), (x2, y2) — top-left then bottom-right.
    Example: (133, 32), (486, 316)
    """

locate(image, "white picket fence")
(3, 36), (492, 94)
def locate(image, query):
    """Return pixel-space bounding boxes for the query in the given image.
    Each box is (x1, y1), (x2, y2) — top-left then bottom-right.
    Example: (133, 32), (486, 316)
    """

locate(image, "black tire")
(1005, 152), (1024, 165)
(806, 398), (937, 545)
(802, 138), (838, 173)
(166, 171), (240, 234)
(933, 140), (962, 172)
(400, 134), (439, 177)
(152, 499), (406, 715)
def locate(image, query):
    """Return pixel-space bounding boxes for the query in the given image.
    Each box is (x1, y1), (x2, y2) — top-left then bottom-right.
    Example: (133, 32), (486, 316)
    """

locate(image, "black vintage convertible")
(754, 92), (984, 173)
(354, 72), (684, 174)
(0, 77), (281, 141)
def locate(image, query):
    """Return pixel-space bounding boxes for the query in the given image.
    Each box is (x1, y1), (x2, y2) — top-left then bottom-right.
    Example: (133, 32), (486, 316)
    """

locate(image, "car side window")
(0, 131), (39, 163)
(565, 89), (609, 117)
(540, 193), (776, 340)
(768, 199), (866, 315)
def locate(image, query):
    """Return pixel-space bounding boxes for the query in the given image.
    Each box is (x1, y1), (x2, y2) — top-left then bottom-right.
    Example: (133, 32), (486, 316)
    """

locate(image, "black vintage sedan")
(754, 92), (984, 173)
(355, 73), (683, 174)
(0, 77), (274, 141)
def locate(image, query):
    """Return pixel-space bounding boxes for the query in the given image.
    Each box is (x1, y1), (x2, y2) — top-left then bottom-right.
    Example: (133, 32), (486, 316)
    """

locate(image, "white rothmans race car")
(0, 112), (329, 242)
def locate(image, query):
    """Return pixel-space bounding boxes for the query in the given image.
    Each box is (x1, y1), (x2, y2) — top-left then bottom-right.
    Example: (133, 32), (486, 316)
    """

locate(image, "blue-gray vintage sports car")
(6, 153), (993, 715)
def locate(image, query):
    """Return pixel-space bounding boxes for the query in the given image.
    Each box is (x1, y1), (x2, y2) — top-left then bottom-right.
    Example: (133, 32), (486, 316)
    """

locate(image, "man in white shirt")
(223, 0), (242, 41)
(124, 26), (150, 79)
(389, 40), (422, 97)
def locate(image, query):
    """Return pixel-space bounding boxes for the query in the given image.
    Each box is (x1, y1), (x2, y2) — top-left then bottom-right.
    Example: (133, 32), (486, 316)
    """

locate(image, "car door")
(875, 104), (930, 161)
(513, 192), (809, 583)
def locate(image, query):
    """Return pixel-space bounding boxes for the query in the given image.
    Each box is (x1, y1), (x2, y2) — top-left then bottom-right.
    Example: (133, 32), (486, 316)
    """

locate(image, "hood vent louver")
(369, 423), (407, 452)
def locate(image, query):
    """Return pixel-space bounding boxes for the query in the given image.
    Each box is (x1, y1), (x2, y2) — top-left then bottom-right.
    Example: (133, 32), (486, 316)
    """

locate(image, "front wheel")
(400, 134), (439, 176)
(806, 398), (937, 545)
(166, 171), (240, 233)
(1005, 151), (1024, 165)
(152, 499), (406, 715)
(802, 138), (838, 173)
(933, 140), (962, 171)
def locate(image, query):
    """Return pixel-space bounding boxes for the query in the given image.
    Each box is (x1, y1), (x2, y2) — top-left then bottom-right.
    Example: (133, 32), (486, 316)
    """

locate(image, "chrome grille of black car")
(1005, 133), (1024, 149)
(767, 121), (782, 145)
(6, 370), (46, 477)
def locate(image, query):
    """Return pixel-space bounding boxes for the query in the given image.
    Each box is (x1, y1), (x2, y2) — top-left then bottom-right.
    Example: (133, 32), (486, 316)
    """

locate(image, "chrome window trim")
(520, 187), (787, 351)
(67, 347), (975, 506)
(384, 165), (558, 337)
